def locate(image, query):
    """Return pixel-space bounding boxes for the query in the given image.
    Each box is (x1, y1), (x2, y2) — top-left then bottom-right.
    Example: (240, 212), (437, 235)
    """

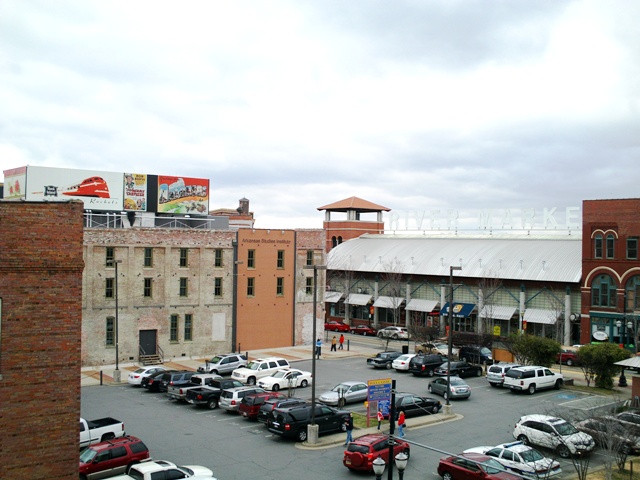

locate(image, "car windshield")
(555, 421), (579, 436)
(79, 447), (97, 463)
(449, 378), (466, 386)
(480, 347), (491, 355)
(332, 383), (351, 393)
(209, 356), (223, 363)
(518, 448), (545, 462)
(133, 368), (146, 374)
(480, 458), (504, 474)
(271, 370), (288, 379)
(246, 361), (261, 370)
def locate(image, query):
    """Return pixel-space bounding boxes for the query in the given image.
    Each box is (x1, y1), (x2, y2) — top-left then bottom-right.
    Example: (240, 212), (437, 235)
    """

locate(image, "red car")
(238, 391), (285, 420)
(556, 349), (579, 366)
(324, 321), (350, 332)
(343, 433), (410, 472)
(79, 435), (150, 479)
(350, 325), (377, 336)
(437, 452), (523, 480)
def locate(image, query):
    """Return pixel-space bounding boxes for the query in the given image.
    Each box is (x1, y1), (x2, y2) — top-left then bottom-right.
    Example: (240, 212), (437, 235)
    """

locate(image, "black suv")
(267, 404), (349, 442)
(458, 345), (493, 365)
(366, 351), (403, 369)
(408, 354), (447, 377)
(153, 371), (195, 393)
(257, 397), (308, 424)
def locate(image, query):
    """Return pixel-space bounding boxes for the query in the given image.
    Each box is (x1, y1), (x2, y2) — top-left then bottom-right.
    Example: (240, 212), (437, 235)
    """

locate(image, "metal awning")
(345, 293), (373, 305)
(479, 305), (517, 321)
(373, 296), (405, 309)
(324, 291), (344, 303)
(615, 357), (640, 369)
(440, 302), (476, 318)
(405, 299), (439, 312)
(524, 309), (559, 325)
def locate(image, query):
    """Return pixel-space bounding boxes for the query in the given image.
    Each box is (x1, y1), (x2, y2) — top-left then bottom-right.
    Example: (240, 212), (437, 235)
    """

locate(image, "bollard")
(347, 339), (350, 351)
(100, 370), (103, 386)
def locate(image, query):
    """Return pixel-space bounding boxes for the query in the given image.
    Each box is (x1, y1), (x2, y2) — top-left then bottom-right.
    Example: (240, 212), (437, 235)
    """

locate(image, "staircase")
(139, 345), (164, 366)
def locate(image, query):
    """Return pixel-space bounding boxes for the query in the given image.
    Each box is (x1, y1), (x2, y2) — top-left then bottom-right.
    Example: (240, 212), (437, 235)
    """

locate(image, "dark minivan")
(408, 354), (447, 377)
(458, 345), (493, 365)
(267, 404), (349, 442)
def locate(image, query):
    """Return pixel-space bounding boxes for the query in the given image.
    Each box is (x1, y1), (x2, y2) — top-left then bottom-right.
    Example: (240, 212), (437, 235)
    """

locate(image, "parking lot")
(81, 339), (627, 479)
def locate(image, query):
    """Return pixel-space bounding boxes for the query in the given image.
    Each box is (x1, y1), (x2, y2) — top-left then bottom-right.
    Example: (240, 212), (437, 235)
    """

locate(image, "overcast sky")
(1, 1), (638, 231)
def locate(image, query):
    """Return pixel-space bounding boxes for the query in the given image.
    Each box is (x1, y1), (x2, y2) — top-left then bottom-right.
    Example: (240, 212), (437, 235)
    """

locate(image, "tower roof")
(317, 196), (390, 213)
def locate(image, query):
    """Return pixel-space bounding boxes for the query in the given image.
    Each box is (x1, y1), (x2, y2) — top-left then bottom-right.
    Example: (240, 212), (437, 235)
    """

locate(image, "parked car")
(257, 396), (308, 424)
(197, 353), (247, 375)
(428, 376), (471, 400)
(157, 371), (195, 394)
(437, 452), (524, 480)
(434, 360), (484, 378)
(79, 417), (126, 450)
(166, 373), (222, 402)
(231, 357), (290, 385)
(267, 404), (349, 442)
(613, 411), (640, 436)
(367, 351), (403, 369)
(79, 435), (150, 480)
(219, 386), (266, 412)
(127, 366), (168, 386)
(512, 414), (595, 458)
(238, 391), (285, 420)
(503, 366), (563, 395)
(575, 417), (640, 454)
(257, 368), (312, 391)
(556, 349), (579, 366)
(343, 433), (410, 472)
(459, 345), (494, 364)
(392, 353), (417, 371)
(185, 378), (245, 409)
(318, 381), (369, 407)
(350, 324), (377, 336)
(486, 363), (521, 388)
(109, 459), (216, 480)
(142, 370), (178, 390)
(463, 441), (562, 478)
(408, 353), (447, 377)
(377, 326), (409, 340)
(394, 393), (442, 417)
(414, 342), (459, 357)
(324, 320), (350, 332)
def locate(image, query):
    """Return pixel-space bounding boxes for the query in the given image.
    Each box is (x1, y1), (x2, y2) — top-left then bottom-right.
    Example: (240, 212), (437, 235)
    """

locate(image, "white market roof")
(326, 233), (581, 283)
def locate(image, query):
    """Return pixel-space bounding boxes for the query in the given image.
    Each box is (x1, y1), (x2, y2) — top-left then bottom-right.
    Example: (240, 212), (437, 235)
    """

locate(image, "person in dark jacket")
(344, 412), (354, 445)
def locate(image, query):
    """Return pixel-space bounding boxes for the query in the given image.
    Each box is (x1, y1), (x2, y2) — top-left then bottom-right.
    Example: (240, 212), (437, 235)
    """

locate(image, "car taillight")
(284, 424), (291, 431)
(134, 375), (140, 379)
(421, 366), (425, 371)
(520, 380), (524, 386)
(196, 394), (203, 400)
(231, 400), (237, 405)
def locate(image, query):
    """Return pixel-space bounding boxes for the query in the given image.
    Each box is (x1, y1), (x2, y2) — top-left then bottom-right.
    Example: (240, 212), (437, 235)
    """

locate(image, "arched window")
(338, 236), (343, 245)
(332, 236), (337, 248)
(626, 276), (640, 311)
(606, 234), (615, 259)
(594, 234), (603, 258)
(591, 274), (617, 307)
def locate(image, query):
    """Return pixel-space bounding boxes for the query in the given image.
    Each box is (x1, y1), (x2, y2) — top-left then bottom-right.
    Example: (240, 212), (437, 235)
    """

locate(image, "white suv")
(503, 365), (563, 394)
(231, 357), (290, 385)
(513, 414), (595, 458)
(486, 363), (521, 388)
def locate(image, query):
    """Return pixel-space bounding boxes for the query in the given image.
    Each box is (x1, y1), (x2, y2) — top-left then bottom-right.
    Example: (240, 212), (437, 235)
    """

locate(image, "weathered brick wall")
(0, 201), (85, 480)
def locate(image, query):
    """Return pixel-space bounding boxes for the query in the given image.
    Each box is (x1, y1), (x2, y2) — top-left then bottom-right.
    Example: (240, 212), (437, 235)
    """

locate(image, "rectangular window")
(180, 248), (188, 267)
(105, 278), (114, 298)
(214, 277), (223, 297)
(179, 278), (188, 297)
(277, 250), (284, 269)
(184, 314), (193, 341)
(247, 277), (255, 296)
(276, 277), (284, 296)
(628, 238), (638, 260)
(143, 278), (152, 297)
(170, 315), (179, 342)
(594, 235), (603, 258)
(306, 250), (314, 266)
(606, 235), (615, 259)
(247, 249), (255, 268)
(144, 247), (153, 267)
(106, 317), (115, 346)
(214, 249), (223, 268)
(106, 247), (115, 267)
(306, 277), (313, 295)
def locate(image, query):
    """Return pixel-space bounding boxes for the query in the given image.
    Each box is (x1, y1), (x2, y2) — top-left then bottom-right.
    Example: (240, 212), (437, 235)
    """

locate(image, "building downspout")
(232, 235), (239, 352)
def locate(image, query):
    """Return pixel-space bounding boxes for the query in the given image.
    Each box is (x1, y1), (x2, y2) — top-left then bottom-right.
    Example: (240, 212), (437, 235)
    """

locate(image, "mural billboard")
(157, 175), (209, 215)
(24, 166), (124, 211)
(2, 166), (27, 199)
(124, 173), (148, 211)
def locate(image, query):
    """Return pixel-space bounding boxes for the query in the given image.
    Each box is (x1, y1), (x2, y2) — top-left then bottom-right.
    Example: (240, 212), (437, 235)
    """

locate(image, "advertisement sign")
(25, 166), (124, 211)
(124, 173), (148, 211)
(157, 175), (209, 215)
(368, 378), (392, 418)
(2, 166), (27, 199)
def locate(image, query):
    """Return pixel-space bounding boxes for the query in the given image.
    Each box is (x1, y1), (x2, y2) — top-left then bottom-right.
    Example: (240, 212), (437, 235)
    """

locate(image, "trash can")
(402, 345), (409, 354)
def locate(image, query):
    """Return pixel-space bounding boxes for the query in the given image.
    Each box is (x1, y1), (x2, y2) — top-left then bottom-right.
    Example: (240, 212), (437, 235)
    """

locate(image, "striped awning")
(373, 296), (405, 308)
(524, 308), (559, 325)
(324, 291), (344, 303)
(345, 293), (373, 305)
(405, 299), (439, 312)
(479, 305), (517, 321)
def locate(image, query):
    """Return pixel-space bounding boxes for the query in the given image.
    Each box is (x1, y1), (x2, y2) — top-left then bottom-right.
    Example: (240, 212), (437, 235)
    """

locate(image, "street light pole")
(109, 260), (123, 382)
(446, 265), (461, 413)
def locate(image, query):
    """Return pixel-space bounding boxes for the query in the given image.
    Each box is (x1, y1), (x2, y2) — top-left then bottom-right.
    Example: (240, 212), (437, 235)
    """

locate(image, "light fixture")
(372, 457), (386, 479)
(395, 451), (408, 479)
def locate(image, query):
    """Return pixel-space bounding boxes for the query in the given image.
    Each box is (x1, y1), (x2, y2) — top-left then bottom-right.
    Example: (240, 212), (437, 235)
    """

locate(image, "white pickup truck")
(110, 460), (216, 480)
(79, 417), (125, 449)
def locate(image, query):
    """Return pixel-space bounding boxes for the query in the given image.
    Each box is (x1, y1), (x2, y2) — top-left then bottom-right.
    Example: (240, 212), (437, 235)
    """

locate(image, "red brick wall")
(0, 201), (85, 479)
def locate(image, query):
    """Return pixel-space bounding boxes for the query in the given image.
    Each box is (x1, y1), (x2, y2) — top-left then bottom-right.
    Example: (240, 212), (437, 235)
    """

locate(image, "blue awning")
(440, 302), (476, 318)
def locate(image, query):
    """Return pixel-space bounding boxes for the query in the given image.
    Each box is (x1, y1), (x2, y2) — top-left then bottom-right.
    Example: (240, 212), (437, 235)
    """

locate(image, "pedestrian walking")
(377, 407), (384, 430)
(397, 410), (406, 438)
(331, 335), (337, 352)
(339, 333), (345, 350)
(344, 412), (354, 445)
(315, 338), (322, 359)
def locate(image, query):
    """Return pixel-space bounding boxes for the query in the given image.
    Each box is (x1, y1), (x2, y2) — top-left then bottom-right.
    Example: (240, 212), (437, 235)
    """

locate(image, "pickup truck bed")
(186, 379), (244, 409)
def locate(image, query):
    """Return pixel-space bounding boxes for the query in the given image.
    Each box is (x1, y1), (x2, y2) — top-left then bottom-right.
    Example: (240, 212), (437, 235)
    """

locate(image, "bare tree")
(379, 258), (406, 327)
(478, 271), (502, 336)
(546, 288), (565, 345)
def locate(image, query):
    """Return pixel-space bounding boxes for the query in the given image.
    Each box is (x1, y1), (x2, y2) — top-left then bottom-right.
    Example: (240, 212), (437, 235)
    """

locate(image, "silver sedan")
(318, 381), (368, 407)
(428, 376), (471, 400)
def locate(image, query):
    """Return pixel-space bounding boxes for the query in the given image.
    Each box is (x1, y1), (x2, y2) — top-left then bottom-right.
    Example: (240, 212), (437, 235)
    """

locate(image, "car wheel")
(211, 369), (218, 375)
(442, 472), (454, 480)
(340, 421), (347, 432)
(272, 384), (280, 392)
(247, 376), (256, 385)
(386, 362), (392, 370)
(517, 434), (529, 445)
(443, 392), (449, 401)
(207, 398), (219, 409)
(528, 384), (536, 395)
(622, 443), (632, 455)
(392, 334), (399, 339)
(557, 444), (571, 459)
(297, 429), (308, 442)
(431, 406), (439, 414)
(427, 369), (434, 377)
(476, 368), (482, 377)
(378, 332), (384, 338)
(402, 448), (410, 458)
(101, 433), (115, 441)
(490, 383), (497, 387)
(301, 380), (308, 388)
(555, 379), (563, 390)
(428, 385), (433, 393)
(566, 359), (574, 366)
(363, 332), (367, 336)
